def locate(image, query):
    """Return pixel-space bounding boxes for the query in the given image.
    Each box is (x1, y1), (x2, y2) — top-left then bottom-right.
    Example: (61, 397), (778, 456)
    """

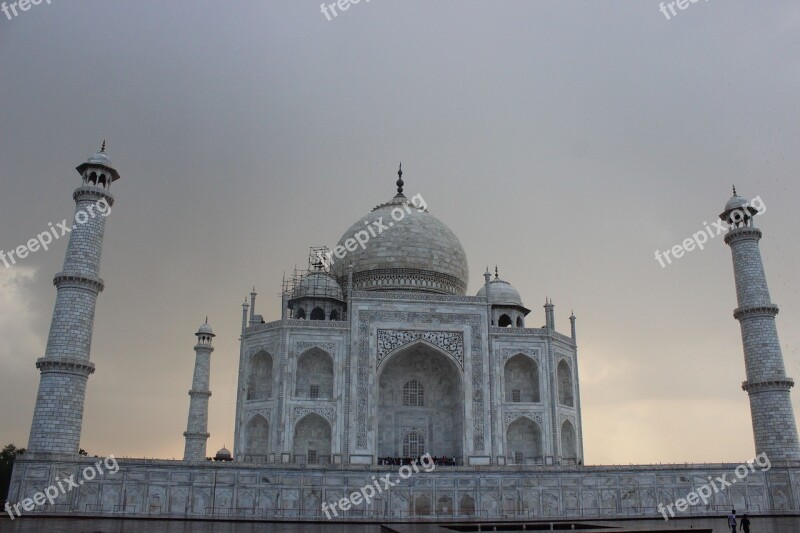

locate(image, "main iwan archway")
(377, 342), (464, 460)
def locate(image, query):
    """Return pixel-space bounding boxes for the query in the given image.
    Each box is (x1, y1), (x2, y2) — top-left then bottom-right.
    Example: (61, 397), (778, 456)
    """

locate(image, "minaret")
(722, 188), (800, 461)
(544, 298), (555, 330)
(569, 311), (577, 341)
(183, 320), (215, 462)
(233, 298), (249, 457)
(249, 287), (257, 326)
(26, 144), (119, 455)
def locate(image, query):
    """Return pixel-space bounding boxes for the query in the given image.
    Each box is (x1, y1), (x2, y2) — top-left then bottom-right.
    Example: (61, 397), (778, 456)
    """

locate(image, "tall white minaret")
(722, 188), (800, 461)
(183, 320), (215, 461)
(27, 143), (119, 455)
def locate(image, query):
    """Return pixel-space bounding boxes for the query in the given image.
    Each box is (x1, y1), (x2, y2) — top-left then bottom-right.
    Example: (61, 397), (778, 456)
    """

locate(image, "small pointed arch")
(310, 307), (325, 321)
(295, 308), (306, 320)
(459, 494), (475, 516)
(247, 350), (273, 400)
(329, 309), (340, 321)
(516, 316), (523, 328)
(89, 172), (97, 185)
(557, 359), (574, 407)
(413, 494), (431, 516)
(436, 495), (453, 516)
(296, 347), (334, 399)
(504, 353), (540, 403)
(498, 314), (513, 328)
(560, 419), (577, 461)
(98, 174), (107, 188)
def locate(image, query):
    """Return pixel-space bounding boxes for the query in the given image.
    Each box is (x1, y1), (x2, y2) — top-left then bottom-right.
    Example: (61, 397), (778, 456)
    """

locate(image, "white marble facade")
(13, 156), (800, 522)
(233, 183), (584, 467)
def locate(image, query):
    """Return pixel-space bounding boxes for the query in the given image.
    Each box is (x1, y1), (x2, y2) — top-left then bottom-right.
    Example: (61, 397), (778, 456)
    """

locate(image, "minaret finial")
(396, 162), (404, 196)
(100, 140), (106, 152)
(733, 185), (737, 196)
(494, 265), (499, 279)
(205, 316), (208, 324)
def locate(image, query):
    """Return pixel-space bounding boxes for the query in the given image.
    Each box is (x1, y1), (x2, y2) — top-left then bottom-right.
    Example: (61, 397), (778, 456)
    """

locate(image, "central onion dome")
(330, 166), (469, 295)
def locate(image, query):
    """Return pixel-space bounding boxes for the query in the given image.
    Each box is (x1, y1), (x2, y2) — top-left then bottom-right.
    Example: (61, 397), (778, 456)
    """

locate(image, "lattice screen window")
(402, 380), (424, 407)
(402, 432), (425, 457)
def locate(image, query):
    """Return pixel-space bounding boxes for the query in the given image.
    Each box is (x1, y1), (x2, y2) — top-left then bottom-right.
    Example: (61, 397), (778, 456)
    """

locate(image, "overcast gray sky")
(1, 1), (799, 465)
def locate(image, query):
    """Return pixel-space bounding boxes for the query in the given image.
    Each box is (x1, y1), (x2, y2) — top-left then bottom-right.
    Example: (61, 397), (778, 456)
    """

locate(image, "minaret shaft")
(27, 150), (116, 456)
(726, 220), (800, 461)
(184, 324), (214, 462)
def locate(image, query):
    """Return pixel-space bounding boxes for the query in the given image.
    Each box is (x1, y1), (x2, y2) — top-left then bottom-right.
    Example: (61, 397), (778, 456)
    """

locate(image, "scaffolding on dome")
(281, 246), (345, 320)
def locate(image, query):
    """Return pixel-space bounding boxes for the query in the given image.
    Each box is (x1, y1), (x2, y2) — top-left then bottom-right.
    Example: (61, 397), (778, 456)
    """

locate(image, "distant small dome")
(214, 447), (232, 461)
(294, 272), (344, 301)
(477, 278), (524, 307)
(197, 322), (214, 336)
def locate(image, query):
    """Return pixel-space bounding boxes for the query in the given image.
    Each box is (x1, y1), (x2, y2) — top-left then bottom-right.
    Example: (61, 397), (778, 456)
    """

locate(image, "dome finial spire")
(100, 140), (106, 153)
(494, 265), (499, 279)
(733, 184), (737, 196)
(395, 162), (405, 196)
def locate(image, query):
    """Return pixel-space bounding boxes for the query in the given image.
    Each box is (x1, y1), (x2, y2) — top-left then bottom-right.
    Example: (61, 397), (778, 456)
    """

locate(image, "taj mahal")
(7, 147), (800, 525)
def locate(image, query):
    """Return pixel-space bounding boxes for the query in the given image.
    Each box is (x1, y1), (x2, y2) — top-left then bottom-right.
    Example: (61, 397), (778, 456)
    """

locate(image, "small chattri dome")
(725, 194), (748, 212)
(197, 321), (214, 336)
(86, 151), (112, 166)
(294, 271), (344, 301)
(477, 278), (524, 307)
(75, 141), (121, 182)
(214, 447), (232, 461)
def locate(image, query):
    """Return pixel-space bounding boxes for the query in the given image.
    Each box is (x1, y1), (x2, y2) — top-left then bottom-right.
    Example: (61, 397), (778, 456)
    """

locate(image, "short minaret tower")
(183, 319), (215, 462)
(722, 188), (800, 461)
(544, 298), (555, 330)
(249, 287), (257, 326)
(569, 310), (577, 341)
(27, 144), (119, 455)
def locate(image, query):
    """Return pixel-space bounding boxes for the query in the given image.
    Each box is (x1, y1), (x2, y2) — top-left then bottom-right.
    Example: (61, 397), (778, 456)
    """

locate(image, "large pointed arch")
(248, 350), (273, 400)
(377, 341), (463, 461)
(560, 419), (577, 463)
(292, 413), (332, 464)
(243, 414), (270, 460)
(506, 416), (543, 464)
(504, 353), (540, 403)
(295, 347), (334, 399)
(557, 359), (574, 407)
